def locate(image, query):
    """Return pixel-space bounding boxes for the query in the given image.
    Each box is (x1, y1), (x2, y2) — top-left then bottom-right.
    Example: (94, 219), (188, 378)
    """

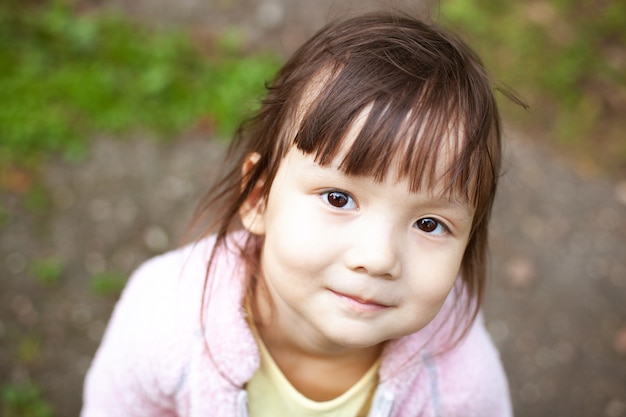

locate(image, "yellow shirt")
(246, 326), (380, 417)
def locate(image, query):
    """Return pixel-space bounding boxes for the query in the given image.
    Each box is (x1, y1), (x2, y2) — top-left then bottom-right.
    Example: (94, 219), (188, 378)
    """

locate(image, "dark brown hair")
(188, 11), (516, 336)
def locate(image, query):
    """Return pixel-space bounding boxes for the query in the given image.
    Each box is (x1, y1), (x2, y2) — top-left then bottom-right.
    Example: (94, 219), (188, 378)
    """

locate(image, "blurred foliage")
(2, 0), (624, 175)
(90, 271), (126, 297)
(1, 382), (54, 417)
(0, 0), (279, 168)
(30, 255), (64, 286)
(0, 204), (8, 228)
(441, 0), (626, 174)
(24, 184), (53, 213)
(15, 336), (43, 365)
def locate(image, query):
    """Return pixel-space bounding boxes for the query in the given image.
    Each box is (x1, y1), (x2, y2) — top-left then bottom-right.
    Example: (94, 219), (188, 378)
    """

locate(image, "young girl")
(82, 12), (514, 417)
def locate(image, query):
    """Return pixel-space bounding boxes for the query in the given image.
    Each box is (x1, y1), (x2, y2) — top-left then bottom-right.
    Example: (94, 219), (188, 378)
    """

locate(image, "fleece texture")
(82, 234), (512, 417)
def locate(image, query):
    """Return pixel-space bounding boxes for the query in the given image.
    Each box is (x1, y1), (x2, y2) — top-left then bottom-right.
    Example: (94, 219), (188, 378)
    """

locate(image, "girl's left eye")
(321, 191), (357, 209)
(415, 217), (448, 235)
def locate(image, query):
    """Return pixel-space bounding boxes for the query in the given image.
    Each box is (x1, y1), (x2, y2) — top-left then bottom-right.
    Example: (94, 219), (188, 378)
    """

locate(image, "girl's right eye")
(321, 191), (357, 209)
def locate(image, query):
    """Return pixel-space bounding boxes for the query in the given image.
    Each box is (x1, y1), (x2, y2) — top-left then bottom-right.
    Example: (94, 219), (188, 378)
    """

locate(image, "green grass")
(0, 0), (279, 167)
(30, 255), (64, 286)
(90, 271), (127, 297)
(1, 382), (54, 417)
(0, 204), (8, 228)
(1, 1), (624, 174)
(440, 0), (626, 173)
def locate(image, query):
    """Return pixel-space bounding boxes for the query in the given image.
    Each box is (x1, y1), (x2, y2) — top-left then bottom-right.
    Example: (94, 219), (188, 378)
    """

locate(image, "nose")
(343, 216), (402, 279)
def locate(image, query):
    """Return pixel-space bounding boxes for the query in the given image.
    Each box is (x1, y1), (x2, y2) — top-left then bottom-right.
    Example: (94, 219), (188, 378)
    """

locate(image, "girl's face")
(242, 131), (474, 355)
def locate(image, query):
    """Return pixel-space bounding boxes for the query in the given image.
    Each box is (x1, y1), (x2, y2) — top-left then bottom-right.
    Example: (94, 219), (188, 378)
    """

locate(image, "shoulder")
(83, 235), (237, 414)
(434, 313), (513, 417)
(121, 232), (249, 318)
(128, 235), (217, 293)
(380, 313), (512, 417)
(112, 237), (217, 336)
(107, 232), (251, 354)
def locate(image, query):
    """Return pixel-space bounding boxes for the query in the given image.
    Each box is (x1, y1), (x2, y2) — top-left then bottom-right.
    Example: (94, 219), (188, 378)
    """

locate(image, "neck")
(250, 293), (383, 401)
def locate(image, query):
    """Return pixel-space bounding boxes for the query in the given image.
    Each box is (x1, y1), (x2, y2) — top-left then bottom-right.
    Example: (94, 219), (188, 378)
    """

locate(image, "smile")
(330, 290), (392, 313)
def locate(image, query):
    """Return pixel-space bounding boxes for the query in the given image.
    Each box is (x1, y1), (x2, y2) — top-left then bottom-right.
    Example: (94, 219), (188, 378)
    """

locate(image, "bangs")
(292, 57), (499, 209)
(191, 13), (511, 349)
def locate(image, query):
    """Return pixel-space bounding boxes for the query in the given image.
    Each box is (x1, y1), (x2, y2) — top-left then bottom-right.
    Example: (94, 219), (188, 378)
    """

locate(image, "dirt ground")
(1, 1), (625, 416)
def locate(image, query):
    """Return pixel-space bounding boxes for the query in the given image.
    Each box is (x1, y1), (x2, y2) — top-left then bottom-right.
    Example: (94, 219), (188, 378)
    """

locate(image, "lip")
(330, 290), (391, 313)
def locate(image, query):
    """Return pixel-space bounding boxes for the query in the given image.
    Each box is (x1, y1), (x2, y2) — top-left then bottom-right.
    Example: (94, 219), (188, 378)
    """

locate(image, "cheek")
(403, 264), (461, 332)
(407, 248), (465, 306)
(261, 200), (335, 275)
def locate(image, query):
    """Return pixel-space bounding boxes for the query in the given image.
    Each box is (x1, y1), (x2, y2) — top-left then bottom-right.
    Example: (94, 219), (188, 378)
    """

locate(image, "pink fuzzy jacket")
(82, 234), (512, 417)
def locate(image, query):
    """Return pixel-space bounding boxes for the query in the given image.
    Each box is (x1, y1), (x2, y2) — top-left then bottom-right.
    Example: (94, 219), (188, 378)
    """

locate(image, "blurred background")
(0, 0), (624, 416)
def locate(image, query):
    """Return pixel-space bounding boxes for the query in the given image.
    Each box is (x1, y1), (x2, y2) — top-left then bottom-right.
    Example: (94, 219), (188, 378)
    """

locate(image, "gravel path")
(1, 2), (625, 416)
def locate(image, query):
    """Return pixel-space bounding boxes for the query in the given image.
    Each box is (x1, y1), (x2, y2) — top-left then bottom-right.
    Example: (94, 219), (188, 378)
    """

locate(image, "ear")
(239, 152), (266, 235)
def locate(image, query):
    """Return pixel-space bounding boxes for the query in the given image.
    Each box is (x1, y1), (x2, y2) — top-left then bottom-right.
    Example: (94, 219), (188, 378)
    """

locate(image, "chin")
(325, 331), (388, 351)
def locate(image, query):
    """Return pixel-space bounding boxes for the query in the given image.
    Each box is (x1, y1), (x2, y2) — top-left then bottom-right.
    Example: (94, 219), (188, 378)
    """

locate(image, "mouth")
(330, 290), (392, 313)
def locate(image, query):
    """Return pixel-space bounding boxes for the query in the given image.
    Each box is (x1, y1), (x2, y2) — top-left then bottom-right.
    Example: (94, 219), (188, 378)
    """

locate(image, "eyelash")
(414, 218), (449, 236)
(321, 190), (451, 236)
(321, 190), (357, 210)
